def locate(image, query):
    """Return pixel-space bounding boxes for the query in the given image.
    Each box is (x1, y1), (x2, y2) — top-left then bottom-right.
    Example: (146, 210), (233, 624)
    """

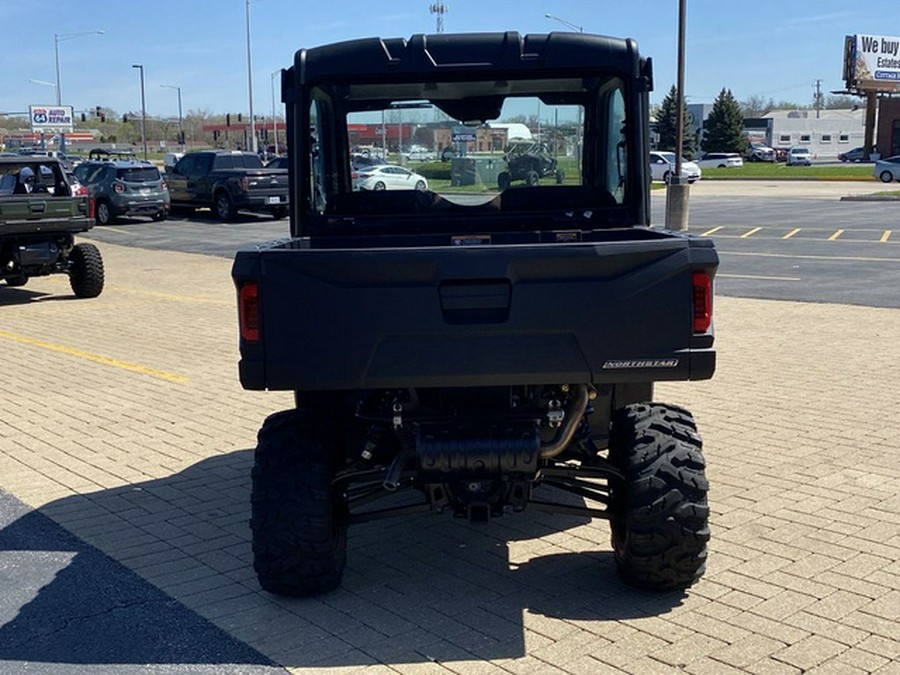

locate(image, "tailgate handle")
(439, 279), (511, 324)
(29, 202), (46, 214)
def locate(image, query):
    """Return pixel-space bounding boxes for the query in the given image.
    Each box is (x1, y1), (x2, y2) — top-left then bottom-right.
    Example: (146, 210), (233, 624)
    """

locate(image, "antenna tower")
(429, 2), (448, 33)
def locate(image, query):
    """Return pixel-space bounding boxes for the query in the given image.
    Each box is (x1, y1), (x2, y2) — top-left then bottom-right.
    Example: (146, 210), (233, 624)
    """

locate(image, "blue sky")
(0, 1), (891, 120)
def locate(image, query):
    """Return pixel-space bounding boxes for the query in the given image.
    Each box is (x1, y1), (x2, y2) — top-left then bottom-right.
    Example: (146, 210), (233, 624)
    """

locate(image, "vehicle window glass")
(239, 154), (264, 169)
(310, 100), (326, 213)
(116, 167), (160, 182)
(176, 155), (197, 174)
(604, 84), (627, 204)
(215, 155), (235, 170)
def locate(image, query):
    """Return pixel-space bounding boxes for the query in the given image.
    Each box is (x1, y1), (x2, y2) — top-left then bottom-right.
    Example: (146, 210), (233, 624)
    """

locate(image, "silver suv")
(74, 160), (170, 224)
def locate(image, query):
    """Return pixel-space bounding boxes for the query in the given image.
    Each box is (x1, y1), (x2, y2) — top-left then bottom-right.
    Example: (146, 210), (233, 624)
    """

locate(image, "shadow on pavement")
(1, 449), (688, 668)
(0, 488), (280, 671)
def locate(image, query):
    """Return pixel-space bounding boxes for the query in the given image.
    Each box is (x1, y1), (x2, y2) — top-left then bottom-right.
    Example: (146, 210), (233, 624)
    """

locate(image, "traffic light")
(95, 105), (101, 117)
(226, 113), (231, 127)
(213, 130), (220, 141)
(237, 113), (242, 122)
(123, 114), (128, 123)
(100, 113), (106, 123)
(81, 113), (86, 122)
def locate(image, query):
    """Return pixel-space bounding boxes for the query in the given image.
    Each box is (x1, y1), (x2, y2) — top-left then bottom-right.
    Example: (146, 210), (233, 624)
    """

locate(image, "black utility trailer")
(232, 32), (718, 597)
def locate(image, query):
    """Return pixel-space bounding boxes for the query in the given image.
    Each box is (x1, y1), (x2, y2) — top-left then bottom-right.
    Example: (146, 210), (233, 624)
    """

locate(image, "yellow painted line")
(114, 287), (232, 306)
(882, 230), (893, 243)
(700, 226), (723, 237)
(828, 229), (846, 241)
(782, 228), (802, 240)
(740, 227), (763, 239)
(718, 273), (801, 282)
(721, 251), (900, 263)
(0, 330), (188, 384)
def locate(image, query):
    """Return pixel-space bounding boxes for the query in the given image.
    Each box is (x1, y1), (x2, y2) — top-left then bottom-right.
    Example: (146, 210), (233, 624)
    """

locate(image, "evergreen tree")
(703, 88), (748, 154)
(656, 85), (696, 157)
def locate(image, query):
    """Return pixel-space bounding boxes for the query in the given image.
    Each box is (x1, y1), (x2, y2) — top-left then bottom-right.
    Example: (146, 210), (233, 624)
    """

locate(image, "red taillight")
(113, 182), (125, 194)
(239, 282), (260, 343)
(75, 185), (88, 196)
(692, 271), (712, 333)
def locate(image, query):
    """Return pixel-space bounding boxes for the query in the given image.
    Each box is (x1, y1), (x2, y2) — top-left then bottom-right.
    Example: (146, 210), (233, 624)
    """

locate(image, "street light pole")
(132, 64), (148, 160)
(161, 84), (184, 152)
(53, 30), (103, 154)
(54, 30), (104, 106)
(245, 0), (258, 154)
(270, 70), (280, 156)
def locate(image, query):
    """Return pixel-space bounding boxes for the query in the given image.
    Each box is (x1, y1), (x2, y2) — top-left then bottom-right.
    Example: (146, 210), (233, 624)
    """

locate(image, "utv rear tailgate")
(233, 232), (717, 391)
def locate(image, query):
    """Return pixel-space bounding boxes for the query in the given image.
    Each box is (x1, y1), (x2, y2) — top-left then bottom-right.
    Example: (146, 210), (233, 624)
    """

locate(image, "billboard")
(845, 34), (900, 92)
(29, 105), (74, 133)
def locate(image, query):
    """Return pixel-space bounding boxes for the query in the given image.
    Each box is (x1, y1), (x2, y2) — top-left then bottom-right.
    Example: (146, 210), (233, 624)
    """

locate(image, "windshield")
(305, 74), (632, 232)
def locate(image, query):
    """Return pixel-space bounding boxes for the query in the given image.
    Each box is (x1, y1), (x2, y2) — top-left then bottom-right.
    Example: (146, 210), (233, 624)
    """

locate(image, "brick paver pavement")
(1, 241), (898, 674)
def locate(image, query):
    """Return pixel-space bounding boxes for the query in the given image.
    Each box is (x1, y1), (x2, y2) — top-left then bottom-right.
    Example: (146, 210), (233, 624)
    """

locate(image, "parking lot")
(1, 182), (900, 674)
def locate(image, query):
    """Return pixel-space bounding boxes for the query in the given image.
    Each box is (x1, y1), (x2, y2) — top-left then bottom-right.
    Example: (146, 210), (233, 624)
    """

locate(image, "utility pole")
(814, 79), (823, 118)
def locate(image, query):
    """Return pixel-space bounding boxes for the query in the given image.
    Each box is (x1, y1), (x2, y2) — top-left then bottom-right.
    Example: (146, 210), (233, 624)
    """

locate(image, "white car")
(874, 155), (900, 183)
(695, 152), (744, 169)
(648, 151), (702, 183)
(353, 164), (429, 191)
(786, 146), (812, 166)
(403, 146), (436, 162)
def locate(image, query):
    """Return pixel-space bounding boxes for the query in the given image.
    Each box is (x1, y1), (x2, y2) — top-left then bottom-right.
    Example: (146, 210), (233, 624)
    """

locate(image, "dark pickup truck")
(1, 156), (104, 297)
(166, 150), (289, 221)
(232, 32), (718, 598)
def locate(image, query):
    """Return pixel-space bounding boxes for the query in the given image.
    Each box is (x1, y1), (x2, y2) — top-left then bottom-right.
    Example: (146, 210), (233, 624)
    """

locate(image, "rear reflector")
(239, 282), (260, 342)
(692, 271), (712, 333)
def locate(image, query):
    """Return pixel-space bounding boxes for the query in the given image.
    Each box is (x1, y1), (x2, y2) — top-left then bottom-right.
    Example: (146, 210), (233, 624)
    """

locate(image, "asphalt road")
(81, 180), (900, 309)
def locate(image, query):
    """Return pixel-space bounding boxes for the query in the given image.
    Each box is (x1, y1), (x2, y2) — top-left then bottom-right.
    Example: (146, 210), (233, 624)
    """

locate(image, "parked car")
(838, 146), (866, 163)
(163, 152), (184, 172)
(266, 156), (289, 170)
(774, 148), (789, 162)
(747, 143), (776, 162)
(353, 164), (429, 191)
(786, 146), (812, 166)
(648, 151), (701, 183)
(402, 145), (436, 162)
(874, 155), (900, 183)
(695, 152), (744, 169)
(74, 160), (170, 224)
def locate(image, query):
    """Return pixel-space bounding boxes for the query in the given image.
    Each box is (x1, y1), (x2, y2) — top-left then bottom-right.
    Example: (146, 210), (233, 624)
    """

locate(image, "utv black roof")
(290, 31), (649, 84)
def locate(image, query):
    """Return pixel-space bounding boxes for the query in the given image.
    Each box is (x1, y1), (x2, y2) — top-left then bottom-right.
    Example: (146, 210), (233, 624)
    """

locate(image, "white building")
(750, 109), (868, 159)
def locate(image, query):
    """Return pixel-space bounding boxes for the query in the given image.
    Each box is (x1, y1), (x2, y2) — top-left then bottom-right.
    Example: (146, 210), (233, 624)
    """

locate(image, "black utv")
(232, 31), (717, 597)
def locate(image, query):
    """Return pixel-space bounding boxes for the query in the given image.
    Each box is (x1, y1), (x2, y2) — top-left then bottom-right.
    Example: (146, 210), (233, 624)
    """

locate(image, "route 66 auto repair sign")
(29, 105), (74, 133)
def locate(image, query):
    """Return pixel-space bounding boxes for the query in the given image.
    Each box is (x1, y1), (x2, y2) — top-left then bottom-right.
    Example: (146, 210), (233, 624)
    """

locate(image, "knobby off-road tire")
(251, 409), (348, 597)
(609, 403), (709, 591)
(68, 243), (105, 298)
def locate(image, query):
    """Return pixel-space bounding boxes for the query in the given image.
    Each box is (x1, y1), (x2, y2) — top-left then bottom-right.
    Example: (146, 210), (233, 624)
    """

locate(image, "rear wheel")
(880, 171), (894, 183)
(271, 206), (288, 220)
(525, 170), (540, 186)
(152, 210), (167, 222)
(68, 243), (105, 298)
(609, 403), (709, 591)
(414, 180), (426, 191)
(4, 275), (27, 287)
(251, 408), (348, 597)
(373, 181), (386, 191)
(214, 191), (235, 220)
(95, 200), (115, 225)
